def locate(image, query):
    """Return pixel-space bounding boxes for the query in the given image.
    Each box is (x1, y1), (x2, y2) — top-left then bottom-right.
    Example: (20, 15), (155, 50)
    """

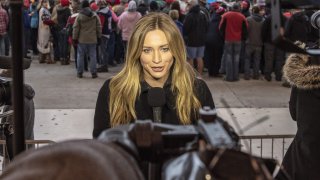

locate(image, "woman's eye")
(161, 48), (170, 52)
(143, 49), (151, 53)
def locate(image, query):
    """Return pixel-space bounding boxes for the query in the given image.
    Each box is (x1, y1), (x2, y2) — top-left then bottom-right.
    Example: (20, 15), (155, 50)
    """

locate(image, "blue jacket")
(29, 4), (39, 28)
(23, 9), (31, 29)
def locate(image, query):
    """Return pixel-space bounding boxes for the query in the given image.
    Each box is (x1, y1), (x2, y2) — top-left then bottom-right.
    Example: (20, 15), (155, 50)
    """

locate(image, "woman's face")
(140, 29), (174, 87)
(43, 1), (48, 8)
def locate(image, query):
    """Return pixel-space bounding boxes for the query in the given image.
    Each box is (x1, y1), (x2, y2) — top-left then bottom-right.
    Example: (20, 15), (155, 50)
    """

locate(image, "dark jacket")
(277, 54), (320, 180)
(284, 11), (310, 43)
(56, 5), (71, 31)
(261, 14), (286, 43)
(205, 13), (224, 46)
(183, 5), (208, 47)
(72, 7), (102, 44)
(93, 78), (215, 138)
(246, 13), (264, 46)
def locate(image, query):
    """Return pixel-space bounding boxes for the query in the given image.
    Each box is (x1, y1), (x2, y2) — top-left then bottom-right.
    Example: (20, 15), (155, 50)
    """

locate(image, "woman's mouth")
(151, 66), (164, 72)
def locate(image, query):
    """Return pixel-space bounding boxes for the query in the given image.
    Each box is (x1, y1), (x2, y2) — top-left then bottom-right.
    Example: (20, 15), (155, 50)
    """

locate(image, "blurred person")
(204, 6), (225, 78)
(50, 0), (61, 62)
(219, 2), (247, 81)
(56, 0), (72, 65)
(0, 1), (8, 56)
(29, 0), (40, 55)
(183, 0), (208, 75)
(170, 0), (185, 23)
(149, 1), (160, 12)
(96, 0), (112, 72)
(261, 8), (286, 82)
(198, 0), (210, 22)
(239, 0), (250, 74)
(118, 0), (141, 57)
(37, 0), (55, 64)
(113, 0), (127, 64)
(23, 2), (32, 59)
(2, 0), (10, 56)
(168, 9), (183, 34)
(66, 5), (80, 68)
(93, 13), (214, 138)
(240, 0), (250, 17)
(244, 5), (264, 80)
(276, 46), (320, 180)
(136, 0), (148, 16)
(162, 0), (174, 14)
(72, 0), (102, 78)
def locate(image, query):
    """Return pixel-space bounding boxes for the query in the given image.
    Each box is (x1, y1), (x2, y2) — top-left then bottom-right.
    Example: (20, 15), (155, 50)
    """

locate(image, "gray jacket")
(73, 7), (102, 44)
(246, 14), (264, 46)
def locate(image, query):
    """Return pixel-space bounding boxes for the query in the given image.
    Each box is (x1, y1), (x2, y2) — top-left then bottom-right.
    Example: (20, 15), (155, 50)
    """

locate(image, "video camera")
(98, 107), (283, 180)
(268, 0), (320, 56)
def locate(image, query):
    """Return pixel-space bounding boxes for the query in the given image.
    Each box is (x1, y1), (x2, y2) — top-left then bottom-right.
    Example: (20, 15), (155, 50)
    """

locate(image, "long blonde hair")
(109, 13), (201, 127)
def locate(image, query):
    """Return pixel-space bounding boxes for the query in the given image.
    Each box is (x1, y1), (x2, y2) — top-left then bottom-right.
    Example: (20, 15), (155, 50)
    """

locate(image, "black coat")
(183, 5), (208, 47)
(205, 14), (224, 46)
(277, 54), (320, 179)
(93, 78), (215, 138)
(284, 11), (310, 43)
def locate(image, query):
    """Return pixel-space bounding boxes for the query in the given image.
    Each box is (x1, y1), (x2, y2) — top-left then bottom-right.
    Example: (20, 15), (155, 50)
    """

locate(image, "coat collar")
(140, 75), (173, 93)
(284, 53), (320, 89)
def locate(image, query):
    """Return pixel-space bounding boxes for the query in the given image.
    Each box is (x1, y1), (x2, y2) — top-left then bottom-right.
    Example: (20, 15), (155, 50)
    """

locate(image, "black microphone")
(147, 87), (166, 123)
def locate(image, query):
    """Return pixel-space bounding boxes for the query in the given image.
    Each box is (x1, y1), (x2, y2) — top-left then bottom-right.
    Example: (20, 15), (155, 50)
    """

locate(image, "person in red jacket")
(219, 2), (247, 82)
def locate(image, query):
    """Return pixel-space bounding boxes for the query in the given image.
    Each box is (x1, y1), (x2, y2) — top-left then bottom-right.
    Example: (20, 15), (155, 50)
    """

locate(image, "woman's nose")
(152, 50), (162, 64)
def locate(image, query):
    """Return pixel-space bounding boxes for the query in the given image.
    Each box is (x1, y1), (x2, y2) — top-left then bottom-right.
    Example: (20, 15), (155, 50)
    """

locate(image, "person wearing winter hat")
(219, 2), (248, 81)
(216, 6), (224, 15)
(149, 1), (159, 12)
(72, 0), (102, 78)
(54, 0), (72, 65)
(183, 0), (208, 75)
(118, 0), (141, 55)
(96, 0), (112, 72)
(90, 2), (99, 11)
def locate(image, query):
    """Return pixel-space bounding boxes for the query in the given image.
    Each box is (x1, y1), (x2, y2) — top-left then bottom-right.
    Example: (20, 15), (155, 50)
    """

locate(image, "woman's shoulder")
(194, 77), (208, 88)
(101, 79), (112, 90)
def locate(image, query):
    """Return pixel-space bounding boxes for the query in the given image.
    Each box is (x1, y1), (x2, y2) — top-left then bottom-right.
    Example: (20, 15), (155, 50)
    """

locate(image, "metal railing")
(0, 140), (55, 172)
(239, 134), (295, 162)
(0, 135), (296, 173)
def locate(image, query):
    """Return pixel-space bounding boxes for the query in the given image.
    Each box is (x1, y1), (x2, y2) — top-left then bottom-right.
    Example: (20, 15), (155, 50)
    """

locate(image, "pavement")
(22, 58), (297, 144)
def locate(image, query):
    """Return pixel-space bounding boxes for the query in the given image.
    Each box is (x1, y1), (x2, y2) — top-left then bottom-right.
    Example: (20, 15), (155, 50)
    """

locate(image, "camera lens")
(311, 10), (320, 29)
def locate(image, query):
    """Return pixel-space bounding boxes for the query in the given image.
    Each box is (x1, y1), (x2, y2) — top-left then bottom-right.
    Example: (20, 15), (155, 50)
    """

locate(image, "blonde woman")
(93, 13), (215, 138)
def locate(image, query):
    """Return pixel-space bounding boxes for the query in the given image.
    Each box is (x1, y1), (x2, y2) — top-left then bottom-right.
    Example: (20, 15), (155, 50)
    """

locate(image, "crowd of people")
(0, 0), (317, 83)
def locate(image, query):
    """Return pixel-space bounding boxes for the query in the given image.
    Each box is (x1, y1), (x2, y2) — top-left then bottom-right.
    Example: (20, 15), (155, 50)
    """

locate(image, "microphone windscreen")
(147, 87), (166, 107)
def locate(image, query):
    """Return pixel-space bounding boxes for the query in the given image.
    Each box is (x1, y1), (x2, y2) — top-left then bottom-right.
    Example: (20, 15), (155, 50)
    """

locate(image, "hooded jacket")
(246, 13), (264, 46)
(72, 7), (102, 43)
(284, 11), (310, 43)
(97, 6), (112, 37)
(277, 53), (320, 179)
(56, 5), (71, 31)
(183, 5), (208, 47)
(117, 10), (141, 41)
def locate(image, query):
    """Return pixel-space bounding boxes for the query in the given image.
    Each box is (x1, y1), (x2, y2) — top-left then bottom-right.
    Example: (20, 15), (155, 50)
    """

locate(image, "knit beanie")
(149, 1), (158, 11)
(216, 6), (225, 15)
(128, 1), (137, 12)
(90, 2), (98, 11)
(81, 0), (90, 8)
(61, 0), (70, 7)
